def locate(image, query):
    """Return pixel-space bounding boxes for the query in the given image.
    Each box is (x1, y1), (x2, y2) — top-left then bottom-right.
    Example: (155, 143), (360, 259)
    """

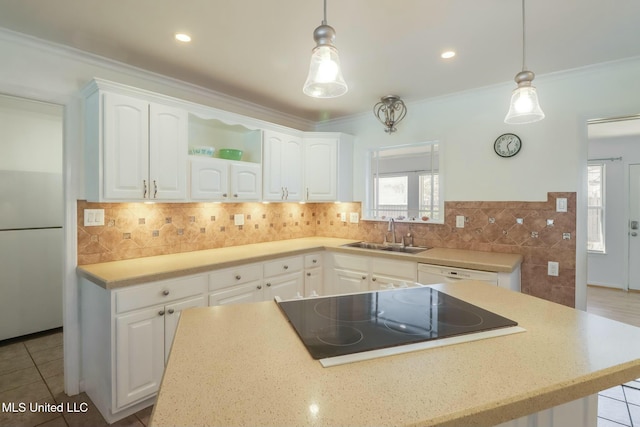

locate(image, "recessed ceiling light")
(175, 33), (191, 43)
(441, 51), (456, 59)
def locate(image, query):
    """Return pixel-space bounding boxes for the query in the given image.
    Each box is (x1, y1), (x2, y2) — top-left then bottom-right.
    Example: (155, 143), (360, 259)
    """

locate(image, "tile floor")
(0, 329), (151, 427)
(598, 381), (640, 427)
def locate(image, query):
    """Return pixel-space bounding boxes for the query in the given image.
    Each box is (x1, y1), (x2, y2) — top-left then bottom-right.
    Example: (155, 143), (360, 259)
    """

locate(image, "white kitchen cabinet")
(209, 282), (263, 306)
(84, 86), (187, 202)
(263, 130), (303, 201)
(190, 157), (261, 201)
(304, 253), (323, 297)
(80, 274), (207, 423)
(327, 252), (418, 295)
(303, 133), (354, 202)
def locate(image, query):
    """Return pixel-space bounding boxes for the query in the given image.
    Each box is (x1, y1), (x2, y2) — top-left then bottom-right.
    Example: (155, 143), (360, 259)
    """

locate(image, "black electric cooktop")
(277, 286), (518, 360)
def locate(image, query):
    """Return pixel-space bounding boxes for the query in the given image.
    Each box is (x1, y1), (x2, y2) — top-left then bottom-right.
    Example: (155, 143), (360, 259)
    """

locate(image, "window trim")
(364, 141), (444, 224)
(587, 162), (606, 254)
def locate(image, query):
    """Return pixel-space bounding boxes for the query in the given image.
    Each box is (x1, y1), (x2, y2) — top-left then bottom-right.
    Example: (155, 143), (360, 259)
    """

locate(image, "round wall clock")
(494, 133), (522, 158)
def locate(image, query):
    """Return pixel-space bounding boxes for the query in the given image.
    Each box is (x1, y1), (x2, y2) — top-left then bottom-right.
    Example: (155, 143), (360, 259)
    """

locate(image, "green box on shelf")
(219, 148), (243, 160)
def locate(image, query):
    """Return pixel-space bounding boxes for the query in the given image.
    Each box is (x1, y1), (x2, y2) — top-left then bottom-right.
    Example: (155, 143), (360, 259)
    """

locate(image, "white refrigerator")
(0, 170), (63, 340)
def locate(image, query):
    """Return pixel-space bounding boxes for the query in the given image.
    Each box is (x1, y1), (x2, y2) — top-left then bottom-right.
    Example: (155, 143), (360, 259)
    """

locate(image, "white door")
(304, 268), (323, 297)
(103, 92), (149, 200)
(629, 164), (640, 290)
(264, 273), (304, 301)
(149, 103), (187, 200)
(164, 296), (206, 363)
(262, 131), (285, 200)
(332, 269), (369, 295)
(115, 306), (165, 408)
(304, 137), (337, 201)
(190, 158), (229, 200)
(282, 136), (303, 201)
(230, 162), (261, 200)
(208, 282), (263, 306)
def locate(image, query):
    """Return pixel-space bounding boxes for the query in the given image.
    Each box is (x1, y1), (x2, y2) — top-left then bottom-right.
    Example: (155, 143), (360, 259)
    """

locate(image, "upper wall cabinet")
(303, 133), (354, 202)
(83, 83), (188, 202)
(262, 130), (303, 202)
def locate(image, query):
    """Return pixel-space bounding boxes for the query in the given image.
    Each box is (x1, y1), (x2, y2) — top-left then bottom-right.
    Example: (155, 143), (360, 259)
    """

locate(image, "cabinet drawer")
(372, 258), (417, 281)
(115, 274), (207, 314)
(304, 253), (323, 269)
(263, 256), (303, 278)
(209, 263), (262, 291)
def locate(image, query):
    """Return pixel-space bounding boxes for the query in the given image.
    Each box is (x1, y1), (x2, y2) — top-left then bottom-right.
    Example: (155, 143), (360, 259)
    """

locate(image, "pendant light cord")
(521, 0), (527, 71)
(322, 0), (327, 25)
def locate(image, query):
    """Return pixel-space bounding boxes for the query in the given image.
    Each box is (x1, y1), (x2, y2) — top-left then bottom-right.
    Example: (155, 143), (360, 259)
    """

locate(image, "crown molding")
(0, 27), (315, 131)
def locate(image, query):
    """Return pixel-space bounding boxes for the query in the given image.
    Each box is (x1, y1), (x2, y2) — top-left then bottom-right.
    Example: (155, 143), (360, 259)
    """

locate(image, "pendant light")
(504, 0), (545, 124)
(303, 0), (348, 98)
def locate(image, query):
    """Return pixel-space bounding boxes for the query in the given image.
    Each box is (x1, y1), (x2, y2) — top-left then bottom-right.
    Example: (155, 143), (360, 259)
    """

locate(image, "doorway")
(587, 116), (640, 292)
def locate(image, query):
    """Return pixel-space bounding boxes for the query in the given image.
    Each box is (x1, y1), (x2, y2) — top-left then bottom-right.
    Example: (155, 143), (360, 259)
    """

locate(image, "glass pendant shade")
(505, 84), (545, 124)
(303, 45), (348, 98)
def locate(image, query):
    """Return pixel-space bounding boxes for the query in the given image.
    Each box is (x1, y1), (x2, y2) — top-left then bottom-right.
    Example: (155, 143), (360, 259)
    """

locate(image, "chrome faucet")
(387, 218), (397, 245)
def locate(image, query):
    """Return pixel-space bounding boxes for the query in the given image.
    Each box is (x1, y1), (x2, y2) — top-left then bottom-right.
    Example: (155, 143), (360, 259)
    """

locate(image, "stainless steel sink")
(342, 242), (429, 254)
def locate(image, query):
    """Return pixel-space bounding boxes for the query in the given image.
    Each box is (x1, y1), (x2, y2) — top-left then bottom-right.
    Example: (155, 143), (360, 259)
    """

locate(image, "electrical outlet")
(349, 213), (359, 223)
(456, 215), (465, 228)
(548, 261), (559, 276)
(340, 212), (347, 222)
(234, 214), (245, 226)
(84, 209), (105, 226)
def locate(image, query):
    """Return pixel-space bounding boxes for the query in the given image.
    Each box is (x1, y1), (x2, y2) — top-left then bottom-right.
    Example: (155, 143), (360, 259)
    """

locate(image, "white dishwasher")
(418, 263), (498, 285)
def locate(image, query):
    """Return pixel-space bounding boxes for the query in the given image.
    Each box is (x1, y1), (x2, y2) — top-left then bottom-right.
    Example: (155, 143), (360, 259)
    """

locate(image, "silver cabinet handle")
(233, 194), (238, 198)
(158, 310), (165, 316)
(222, 193), (228, 198)
(162, 290), (170, 296)
(283, 265), (289, 270)
(632, 232), (638, 237)
(281, 187), (285, 200)
(143, 180), (148, 198)
(306, 272), (311, 276)
(362, 276), (367, 280)
(153, 180), (158, 198)
(372, 277), (377, 281)
(168, 308), (175, 314)
(257, 285), (262, 290)
(235, 275), (241, 280)
(306, 187), (309, 200)
(266, 283), (271, 287)
(312, 259), (317, 264)
(632, 220), (639, 230)
(285, 187), (289, 199)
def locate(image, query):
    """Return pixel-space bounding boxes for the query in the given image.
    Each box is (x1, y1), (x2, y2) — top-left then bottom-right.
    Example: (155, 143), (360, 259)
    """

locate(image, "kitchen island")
(150, 281), (640, 427)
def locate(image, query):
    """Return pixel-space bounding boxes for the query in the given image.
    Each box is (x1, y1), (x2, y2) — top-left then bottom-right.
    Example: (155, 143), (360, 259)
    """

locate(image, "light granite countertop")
(150, 281), (640, 427)
(77, 237), (523, 289)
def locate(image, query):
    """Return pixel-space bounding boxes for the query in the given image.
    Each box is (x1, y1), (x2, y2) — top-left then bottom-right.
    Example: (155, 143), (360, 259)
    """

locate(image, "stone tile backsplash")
(78, 192), (576, 306)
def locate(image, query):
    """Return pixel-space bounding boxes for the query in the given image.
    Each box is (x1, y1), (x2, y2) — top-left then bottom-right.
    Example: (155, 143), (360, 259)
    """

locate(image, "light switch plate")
(349, 213), (359, 223)
(340, 212), (347, 222)
(456, 215), (465, 228)
(84, 209), (105, 226)
(556, 198), (568, 213)
(234, 214), (245, 226)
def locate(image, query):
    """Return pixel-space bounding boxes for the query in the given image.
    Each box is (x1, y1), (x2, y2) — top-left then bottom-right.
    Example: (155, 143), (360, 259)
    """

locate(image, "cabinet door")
(115, 306), (165, 408)
(263, 131), (303, 202)
(264, 272), (304, 301)
(230, 162), (262, 200)
(190, 158), (229, 200)
(164, 296), (206, 363)
(304, 267), (323, 297)
(149, 103), (187, 200)
(103, 92), (149, 200)
(332, 268), (369, 295)
(304, 137), (337, 201)
(209, 281), (263, 306)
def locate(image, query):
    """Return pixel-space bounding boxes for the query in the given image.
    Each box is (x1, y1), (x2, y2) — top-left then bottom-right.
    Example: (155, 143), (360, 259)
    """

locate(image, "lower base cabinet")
(80, 274), (207, 423)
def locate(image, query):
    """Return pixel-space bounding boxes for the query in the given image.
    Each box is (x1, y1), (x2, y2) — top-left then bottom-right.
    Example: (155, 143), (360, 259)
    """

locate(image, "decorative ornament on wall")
(494, 133), (522, 157)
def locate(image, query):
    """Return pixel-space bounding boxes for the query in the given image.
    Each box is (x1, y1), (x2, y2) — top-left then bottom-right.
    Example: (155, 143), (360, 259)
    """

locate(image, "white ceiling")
(1, 0), (640, 123)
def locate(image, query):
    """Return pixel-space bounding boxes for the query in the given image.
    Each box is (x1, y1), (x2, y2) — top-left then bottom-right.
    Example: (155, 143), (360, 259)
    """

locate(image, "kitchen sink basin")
(342, 242), (429, 254)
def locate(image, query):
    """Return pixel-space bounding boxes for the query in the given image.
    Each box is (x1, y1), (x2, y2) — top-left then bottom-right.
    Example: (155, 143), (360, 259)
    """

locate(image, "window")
(366, 142), (442, 222)
(587, 163), (605, 253)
